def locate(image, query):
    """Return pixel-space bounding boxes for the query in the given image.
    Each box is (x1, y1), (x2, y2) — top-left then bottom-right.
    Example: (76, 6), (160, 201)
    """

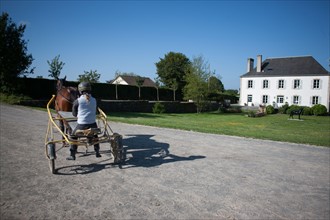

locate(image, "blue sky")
(1, 0), (329, 90)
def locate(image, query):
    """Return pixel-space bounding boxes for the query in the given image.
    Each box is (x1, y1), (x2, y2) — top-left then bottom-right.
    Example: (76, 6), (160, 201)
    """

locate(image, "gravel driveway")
(1, 103), (329, 220)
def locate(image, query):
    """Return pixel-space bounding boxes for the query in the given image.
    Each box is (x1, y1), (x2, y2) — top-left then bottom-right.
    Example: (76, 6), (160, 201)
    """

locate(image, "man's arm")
(72, 99), (79, 117)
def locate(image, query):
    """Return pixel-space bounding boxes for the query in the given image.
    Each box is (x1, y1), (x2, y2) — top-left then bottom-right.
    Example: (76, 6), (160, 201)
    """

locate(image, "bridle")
(57, 87), (77, 104)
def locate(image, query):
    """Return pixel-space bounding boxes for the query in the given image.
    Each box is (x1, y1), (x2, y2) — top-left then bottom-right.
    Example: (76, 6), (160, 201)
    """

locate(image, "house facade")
(239, 55), (330, 111)
(111, 75), (157, 87)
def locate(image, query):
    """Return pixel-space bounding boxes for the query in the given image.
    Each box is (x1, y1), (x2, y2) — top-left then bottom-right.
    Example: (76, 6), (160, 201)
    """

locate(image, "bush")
(311, 104), (327, 116)
(247, 110), (256, 117)
(152, 102), (166, 114)
(0, 93), (32, 104)
(278, 103), (289, 114)
(287, 105), (301, 115)
(302, 106), (312, 115)
(266, 105), (275, 114)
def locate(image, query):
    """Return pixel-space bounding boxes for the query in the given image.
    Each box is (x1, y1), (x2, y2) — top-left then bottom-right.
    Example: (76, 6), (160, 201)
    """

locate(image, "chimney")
(247, 58), (254, 72)
(257, 55), (262, 72)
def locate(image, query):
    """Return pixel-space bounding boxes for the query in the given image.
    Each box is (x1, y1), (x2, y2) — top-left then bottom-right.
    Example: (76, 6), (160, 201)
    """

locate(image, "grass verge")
(108, 112), (330, 147)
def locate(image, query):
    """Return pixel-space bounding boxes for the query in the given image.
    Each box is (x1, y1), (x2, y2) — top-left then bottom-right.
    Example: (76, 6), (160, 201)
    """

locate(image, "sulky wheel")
(49, 159), (55, 174)
(47, 143), (57, 174)
(111, 133), (124, 164)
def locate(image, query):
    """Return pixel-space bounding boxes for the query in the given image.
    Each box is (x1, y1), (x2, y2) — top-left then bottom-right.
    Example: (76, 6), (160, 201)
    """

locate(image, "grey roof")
(241, 56), (329, 78)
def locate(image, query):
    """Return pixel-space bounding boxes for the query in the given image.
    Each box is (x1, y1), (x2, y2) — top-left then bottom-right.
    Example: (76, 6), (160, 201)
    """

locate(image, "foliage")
(286, 105), (301, 115)
(0, 12), (34, 93)
(311, 104), (327, 116)
(155, 51), (191, 94)
(208, 76), (224, 93)
(152, 102), (166, 114)
(77, 70), (100, 83)
(278, 102), (289, 114)
(266, 105), (275, 114)
(247, 110), (257, 117)
(136, 76), (145, 99)
(0, 92), (31, 104)
(47, 55), (65, 79)
(183, 55), (213, 113)
(302, 106), (312, 115)
(218, 106), (242, 113)
(224, 89), (238, 96)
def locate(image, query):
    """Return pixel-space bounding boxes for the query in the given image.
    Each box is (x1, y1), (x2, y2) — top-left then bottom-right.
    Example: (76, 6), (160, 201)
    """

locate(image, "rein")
(57, 87), (77, 104)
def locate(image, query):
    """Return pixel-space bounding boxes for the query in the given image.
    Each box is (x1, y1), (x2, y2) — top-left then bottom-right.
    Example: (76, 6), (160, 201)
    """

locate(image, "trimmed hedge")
(15, 77), (233, 103)
(15, 77), (183, 101)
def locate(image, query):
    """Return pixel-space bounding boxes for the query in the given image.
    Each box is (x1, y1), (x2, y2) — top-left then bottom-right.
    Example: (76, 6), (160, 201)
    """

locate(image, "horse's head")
(56, 76), (67, 91)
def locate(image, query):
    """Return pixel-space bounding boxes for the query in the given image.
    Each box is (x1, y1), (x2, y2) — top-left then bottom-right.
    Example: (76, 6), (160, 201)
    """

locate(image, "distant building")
(239, 55), (330, 111)
(111, 75), (157, 87)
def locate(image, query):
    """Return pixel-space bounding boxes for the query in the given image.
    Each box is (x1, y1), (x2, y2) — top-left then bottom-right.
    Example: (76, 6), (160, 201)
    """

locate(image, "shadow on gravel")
(54, 134), (205, 174)
(121, 134), (205, 169)
(55, 158), (117, 175)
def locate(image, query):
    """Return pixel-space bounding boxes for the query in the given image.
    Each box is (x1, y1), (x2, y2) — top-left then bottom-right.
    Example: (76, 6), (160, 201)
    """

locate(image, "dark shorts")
(72, 122), (98, 135)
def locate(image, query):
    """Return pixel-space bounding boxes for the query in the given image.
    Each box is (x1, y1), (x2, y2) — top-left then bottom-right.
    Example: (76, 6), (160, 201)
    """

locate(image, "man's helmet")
(78, 82), (91, 93)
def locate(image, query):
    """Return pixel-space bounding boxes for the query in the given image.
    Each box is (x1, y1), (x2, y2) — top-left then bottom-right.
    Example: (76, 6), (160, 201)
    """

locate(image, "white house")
(111, 75), (157, 87)
(239, 55), (330, 111)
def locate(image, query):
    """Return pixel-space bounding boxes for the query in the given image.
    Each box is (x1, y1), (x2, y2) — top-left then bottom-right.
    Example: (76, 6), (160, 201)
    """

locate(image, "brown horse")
(55, 76), (78, 141)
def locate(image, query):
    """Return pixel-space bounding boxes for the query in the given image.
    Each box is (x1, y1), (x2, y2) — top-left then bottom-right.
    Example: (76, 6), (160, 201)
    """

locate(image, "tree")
(136, 76), (145, 99)
(77, 70), (100, 83)
(224, 89), (239, 96)
(0, 12), (34, 92)
(183, 55), (213, 113)
(154, 79), (160, 101)
(155, 52), (191, 95)
(47, 55), (65, 79)
(170, 78), (178, 101)
(208, 76), (224, 93)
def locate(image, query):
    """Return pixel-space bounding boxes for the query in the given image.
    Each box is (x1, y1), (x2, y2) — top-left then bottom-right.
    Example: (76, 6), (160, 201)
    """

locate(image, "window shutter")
(319, 79), (322, 89)
(299, 96), (301, 105)
(311, 79), (314, 89)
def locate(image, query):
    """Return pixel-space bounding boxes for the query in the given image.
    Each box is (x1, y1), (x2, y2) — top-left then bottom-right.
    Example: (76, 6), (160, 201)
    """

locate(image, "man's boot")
(66, 148), (76, 160)
(95, 145), (101, 158)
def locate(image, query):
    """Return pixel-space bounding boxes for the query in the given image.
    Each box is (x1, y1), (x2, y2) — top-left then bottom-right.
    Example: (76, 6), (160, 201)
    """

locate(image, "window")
(263, 80), (269, 89)
(313, 79), (320, 89)
(278, 80), (284, 89)
(312, 96), (319, 105)
(247, 95), (252, 102)
(262, 95), (268, 104)
(277, 95), (284, 104)
(293, 96), (299, 104)
(248, 80), (253, 88)
(293, 79), (300, 89)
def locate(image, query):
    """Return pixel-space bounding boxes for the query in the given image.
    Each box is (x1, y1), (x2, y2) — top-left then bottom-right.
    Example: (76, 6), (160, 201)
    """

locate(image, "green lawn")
(108, 112), (330, 147)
